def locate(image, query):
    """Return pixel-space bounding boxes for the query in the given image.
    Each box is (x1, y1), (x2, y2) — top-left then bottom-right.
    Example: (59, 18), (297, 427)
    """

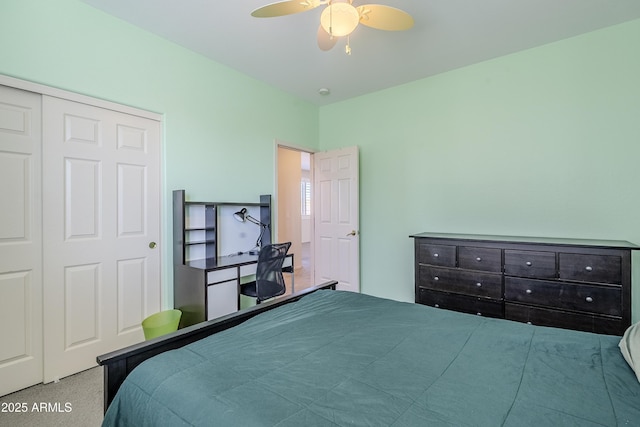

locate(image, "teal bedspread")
(103, 290), (640, 426)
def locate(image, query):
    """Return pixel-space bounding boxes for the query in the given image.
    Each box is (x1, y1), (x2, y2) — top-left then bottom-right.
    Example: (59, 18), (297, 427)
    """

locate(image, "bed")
(99, 284), (640, 426)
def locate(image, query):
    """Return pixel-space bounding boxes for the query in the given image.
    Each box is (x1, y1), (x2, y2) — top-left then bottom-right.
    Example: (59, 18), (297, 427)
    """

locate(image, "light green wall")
(0, 0), (319, 305)
(319, 19), (640, 321)
(2, 1), (639, 320)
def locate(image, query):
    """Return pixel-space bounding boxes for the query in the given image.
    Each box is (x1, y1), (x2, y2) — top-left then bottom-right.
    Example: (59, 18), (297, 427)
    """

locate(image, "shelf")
(174, 190), (272, 267)
(185, 201), (268, 207)
(186, 240), (217, 246)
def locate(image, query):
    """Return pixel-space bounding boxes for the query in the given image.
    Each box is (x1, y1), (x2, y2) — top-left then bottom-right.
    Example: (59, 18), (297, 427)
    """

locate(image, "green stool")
(142, 309), (182, 340)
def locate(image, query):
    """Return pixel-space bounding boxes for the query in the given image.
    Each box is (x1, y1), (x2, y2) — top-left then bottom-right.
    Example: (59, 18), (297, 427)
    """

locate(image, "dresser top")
(410, 232), (640, 250)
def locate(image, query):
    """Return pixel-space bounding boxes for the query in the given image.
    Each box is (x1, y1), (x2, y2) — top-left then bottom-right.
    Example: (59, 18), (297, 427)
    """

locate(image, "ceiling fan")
(251, 0), (414, 54)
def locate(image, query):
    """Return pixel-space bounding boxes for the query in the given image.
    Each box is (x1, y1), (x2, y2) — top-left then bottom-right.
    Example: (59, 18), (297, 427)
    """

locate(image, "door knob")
(149, 242), (157, 249)
(346, 230), (357, 236)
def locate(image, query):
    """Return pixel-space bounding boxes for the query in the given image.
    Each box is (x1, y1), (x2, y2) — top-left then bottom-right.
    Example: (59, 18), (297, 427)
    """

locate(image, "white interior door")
(0, 85), (43, 396)
(313, 146), (359, 292)
(42, 96), (161, 382)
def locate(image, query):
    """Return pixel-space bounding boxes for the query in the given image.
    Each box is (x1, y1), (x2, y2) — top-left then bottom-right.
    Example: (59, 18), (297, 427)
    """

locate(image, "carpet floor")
(0, 366), (103, 427)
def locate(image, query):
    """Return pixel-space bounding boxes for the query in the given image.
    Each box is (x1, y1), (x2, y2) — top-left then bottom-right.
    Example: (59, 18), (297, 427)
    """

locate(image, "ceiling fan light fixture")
(320, 3), (360, 37)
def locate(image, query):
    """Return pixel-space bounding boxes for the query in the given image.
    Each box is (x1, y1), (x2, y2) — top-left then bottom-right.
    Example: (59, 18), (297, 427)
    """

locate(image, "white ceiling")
(82, 0), (640, 106)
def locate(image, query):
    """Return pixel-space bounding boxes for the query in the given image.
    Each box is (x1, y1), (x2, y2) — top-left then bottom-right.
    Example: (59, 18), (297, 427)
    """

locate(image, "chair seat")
(241, 279), (285, 302)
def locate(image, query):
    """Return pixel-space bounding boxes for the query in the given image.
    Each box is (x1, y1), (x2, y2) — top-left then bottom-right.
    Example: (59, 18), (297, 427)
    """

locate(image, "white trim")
(272, 139), (317, 238)
(275, 139), (318, 154)
(0, 74), (162, 121)
(273, 139), (317, 285)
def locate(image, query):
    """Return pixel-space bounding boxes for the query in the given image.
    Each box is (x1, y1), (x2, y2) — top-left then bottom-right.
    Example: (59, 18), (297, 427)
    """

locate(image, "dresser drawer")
(417, 243), (456, 267)
(558, 253), (621, 284)
(458, 246), (501, 272)
(505, 303), (625, 335)
(504, 277), (621, 316)
(418, 289), (504, 318)
(419, 266), (502, 299)
(504, 250), (556, 279)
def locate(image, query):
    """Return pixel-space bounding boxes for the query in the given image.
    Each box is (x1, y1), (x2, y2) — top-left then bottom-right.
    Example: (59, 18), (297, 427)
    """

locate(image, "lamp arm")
(246, 214), (267, 228)
(255, 224), (268, 249)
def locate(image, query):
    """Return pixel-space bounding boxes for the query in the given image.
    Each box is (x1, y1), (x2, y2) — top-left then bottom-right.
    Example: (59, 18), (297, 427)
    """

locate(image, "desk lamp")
(233, 208), (269, 254)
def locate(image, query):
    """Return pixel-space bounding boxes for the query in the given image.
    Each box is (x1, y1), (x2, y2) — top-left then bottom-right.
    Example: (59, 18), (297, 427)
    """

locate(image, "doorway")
(276, 144), (314, 294)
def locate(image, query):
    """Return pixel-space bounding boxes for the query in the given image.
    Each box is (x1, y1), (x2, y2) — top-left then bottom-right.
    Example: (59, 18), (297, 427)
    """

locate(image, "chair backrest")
(255, 242), (291, 301)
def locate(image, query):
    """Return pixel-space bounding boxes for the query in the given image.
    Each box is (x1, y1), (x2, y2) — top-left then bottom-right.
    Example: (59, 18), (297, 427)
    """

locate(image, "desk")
(174, 253), (294, 327)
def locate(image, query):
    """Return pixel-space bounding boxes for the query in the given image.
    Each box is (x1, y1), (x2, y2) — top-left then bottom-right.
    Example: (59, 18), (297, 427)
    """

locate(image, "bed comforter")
(103, 290), (640, 426)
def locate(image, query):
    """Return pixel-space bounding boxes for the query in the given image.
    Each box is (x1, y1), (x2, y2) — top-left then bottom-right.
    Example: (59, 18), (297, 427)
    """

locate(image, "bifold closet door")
(42, 96), (161, 382)
(0, 85), (43, 396)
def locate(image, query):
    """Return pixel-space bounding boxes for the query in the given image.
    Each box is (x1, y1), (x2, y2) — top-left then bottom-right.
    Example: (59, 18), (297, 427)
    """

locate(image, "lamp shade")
(233, 208), (247, 222)
(320, 3), (360, 37)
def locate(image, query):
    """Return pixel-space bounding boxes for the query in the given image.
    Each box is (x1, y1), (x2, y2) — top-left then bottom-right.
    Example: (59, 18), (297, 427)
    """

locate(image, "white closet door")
(0, 85), (43, 396)
(42, 96), (161, 382)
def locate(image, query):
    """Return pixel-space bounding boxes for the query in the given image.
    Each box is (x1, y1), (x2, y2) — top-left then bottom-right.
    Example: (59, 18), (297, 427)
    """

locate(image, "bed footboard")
(97, 281), (337, 413)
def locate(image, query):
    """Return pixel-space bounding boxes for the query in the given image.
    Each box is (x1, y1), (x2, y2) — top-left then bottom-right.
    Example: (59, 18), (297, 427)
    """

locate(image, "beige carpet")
(0, 366), (103, 427)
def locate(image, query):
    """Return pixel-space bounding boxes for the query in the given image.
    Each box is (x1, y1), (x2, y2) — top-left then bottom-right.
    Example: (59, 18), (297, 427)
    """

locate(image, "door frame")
(0, 75), (161, 121)
(274, 140), (316, 291)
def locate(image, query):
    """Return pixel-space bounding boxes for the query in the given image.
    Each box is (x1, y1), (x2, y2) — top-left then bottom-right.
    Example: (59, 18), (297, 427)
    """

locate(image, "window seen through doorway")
(300, 178), (311, 216)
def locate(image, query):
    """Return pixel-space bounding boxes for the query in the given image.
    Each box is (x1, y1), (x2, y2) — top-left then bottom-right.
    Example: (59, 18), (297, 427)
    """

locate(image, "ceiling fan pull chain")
(345, 35), (351, 55)
(329, 0), (333, 36)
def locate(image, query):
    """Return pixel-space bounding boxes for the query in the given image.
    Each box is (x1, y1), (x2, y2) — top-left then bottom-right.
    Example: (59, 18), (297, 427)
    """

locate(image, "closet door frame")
(0, 74), (164, 392)
(0, 75), (162, 122)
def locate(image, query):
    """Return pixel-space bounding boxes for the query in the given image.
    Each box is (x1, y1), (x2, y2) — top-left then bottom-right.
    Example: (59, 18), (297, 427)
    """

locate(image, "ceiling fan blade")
(251, 0), (322, 18)
(357, 4), (414, 31)
(317, 25), (338, 51)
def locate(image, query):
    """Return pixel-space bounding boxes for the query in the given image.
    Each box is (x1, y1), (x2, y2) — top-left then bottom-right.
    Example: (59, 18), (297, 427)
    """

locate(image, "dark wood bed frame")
(97, 281), (338, 413)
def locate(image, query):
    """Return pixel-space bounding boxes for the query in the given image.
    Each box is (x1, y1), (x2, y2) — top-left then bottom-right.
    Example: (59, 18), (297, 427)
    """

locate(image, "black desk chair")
(240, 242), (291, 304)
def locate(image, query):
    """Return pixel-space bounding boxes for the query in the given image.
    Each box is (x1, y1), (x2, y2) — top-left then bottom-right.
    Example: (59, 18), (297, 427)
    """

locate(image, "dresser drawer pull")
(476, 282), (482, 287)
(476, 257), (482, 262)
(434, 304), (440, 308)
(525, 261), (532, 266)
(433, 253), (439, 258)
(585, 266), (593, 272)
(525, 289), (532, 294)
(434, 276), (439, 281)
(476, 312), (482, 316)
(585, 296), (594, 303)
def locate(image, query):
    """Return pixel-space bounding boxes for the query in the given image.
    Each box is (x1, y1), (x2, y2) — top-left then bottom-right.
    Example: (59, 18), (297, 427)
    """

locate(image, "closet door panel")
(42, 96), (161, 382)
(0, 85), (42, 396)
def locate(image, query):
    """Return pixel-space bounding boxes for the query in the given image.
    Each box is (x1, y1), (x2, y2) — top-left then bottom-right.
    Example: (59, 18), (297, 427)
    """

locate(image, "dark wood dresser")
(410, 232), (639, 335)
